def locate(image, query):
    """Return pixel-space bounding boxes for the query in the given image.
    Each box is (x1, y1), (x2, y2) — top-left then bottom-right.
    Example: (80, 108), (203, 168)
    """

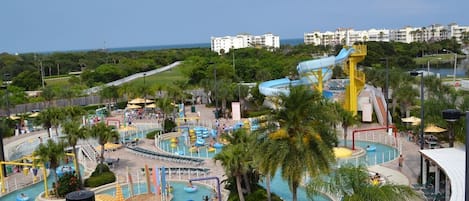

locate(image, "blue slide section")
(259, 48), (354, 96)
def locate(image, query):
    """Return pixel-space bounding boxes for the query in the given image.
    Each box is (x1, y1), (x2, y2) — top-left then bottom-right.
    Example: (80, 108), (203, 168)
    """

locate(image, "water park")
(0, 44), (448, 201)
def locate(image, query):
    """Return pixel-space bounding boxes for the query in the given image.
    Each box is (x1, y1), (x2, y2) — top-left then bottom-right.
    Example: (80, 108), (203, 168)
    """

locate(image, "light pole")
(426, 57), (441, 75)
(410, 70), (425, 184)
(143, 73), (146, 116)
(380, 58), (390, 134)
(442, 109), (468, 201)
(209, 62), (219, 119)
(443, 49), (458, 84)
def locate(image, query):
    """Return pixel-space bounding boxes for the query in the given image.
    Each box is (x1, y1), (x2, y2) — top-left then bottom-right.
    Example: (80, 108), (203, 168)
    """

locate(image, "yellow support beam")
(344, 45), (367, 115)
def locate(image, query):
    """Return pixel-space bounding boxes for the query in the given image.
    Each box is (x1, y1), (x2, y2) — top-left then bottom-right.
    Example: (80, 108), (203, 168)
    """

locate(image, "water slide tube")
(259, 47), (355, 97)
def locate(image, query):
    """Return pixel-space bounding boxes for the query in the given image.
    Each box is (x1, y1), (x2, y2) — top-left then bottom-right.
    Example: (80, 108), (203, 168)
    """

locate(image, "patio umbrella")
(424, 124), (447, 133)
(28, 112), (40, 118)
(126, 104), (142, 109)
(9, 115), (20, 120)
(96, 143), (123, 151)
(145, 103), (157, 108)
(128, 98), (154, 104)
(401, 116), (421, 123)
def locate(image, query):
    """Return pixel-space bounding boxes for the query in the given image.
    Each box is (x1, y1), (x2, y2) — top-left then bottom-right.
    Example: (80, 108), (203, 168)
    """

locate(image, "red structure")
(352, 125), (397, 150)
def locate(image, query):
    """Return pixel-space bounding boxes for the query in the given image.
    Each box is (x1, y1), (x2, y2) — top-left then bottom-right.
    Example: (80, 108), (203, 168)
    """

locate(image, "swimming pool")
(97, 181), (213, 201)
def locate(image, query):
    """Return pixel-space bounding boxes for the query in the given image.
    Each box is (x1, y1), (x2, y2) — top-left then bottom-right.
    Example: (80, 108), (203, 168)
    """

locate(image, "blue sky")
(1, 0), (468, 53)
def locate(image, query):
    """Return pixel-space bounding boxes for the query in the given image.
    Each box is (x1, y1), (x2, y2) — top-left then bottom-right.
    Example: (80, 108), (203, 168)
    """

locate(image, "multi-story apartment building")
(305, 23), (468, 46)
(211, 33), (280, 54)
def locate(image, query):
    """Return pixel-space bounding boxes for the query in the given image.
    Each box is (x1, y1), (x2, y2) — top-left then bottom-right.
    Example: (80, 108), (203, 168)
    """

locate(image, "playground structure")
(259, 45), (367, 115)
(0, 153), (77, 198)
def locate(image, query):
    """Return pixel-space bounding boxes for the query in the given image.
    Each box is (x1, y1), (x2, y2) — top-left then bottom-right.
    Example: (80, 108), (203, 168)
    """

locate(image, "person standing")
(398, 154), (404, 171)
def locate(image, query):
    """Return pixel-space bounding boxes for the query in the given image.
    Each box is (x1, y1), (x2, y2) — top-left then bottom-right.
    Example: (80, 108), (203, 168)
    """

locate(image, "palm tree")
(89, 122), (119, 170)
(157, 97), (174, 132)
(37, 108), (55, 138)
(338, 108), (360, 147)
(214, 129), (254, 201)
(307, 164), (421, 201)
(33, 139), (66, 185)
(61, 120), (88, 187)
(264, 85), (337, 201)
(64, 106), (86, 121)
(50, 107), (64, 136)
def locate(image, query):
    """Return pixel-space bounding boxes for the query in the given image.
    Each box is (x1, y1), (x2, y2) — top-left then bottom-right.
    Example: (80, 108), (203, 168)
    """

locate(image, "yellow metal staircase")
(343, 45), (367, 115)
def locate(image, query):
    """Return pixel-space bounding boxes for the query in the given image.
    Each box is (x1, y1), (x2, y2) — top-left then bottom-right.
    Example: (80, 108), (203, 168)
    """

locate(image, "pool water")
(160, 135), (222, 158)
(97, 181), (213, 200)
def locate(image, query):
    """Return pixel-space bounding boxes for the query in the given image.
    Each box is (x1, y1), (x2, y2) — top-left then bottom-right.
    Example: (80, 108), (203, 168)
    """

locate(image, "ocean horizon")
(36, 38), (304, 54)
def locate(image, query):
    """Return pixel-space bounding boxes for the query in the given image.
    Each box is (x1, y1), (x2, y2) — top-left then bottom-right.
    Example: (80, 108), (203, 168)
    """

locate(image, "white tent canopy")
(420, 148), (465, 201)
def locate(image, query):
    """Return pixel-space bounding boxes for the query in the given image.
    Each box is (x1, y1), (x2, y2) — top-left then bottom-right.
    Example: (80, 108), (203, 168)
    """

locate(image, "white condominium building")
(304, 28), (389, 46)
(211, 33), (280, 54)
(305, 23), (468, 46)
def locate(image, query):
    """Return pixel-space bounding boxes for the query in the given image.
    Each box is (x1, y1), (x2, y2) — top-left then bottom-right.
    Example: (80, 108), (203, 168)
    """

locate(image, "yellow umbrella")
(115, 181), (125, 201)
(401, 116), (421, 123)
(126, 104), (142, 109)
(95, 194), (116, 201)
(9, 115), (20, 120)
(96, 143), (123, 151)
(145, 103), (157, 108)
(28, 112), (40, 118)
(424, 124), (447, 133)
(128, 98), (154, 104)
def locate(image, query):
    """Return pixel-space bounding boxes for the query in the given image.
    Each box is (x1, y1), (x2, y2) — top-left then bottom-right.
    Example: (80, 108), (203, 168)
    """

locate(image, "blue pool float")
(195, 138), (205, 146)
(184, 186), (198, 193)
(16, 193), (30, 201)
(366, 145), (376, 152)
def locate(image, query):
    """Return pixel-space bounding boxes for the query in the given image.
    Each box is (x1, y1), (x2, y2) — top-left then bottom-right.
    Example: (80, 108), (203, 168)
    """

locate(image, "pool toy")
(208, 147), (216, 152)
(170, 143), (177, 148)
(366, 145), (376, 152)
(184, 186), (198, 193)
(16, 193), (30, 201)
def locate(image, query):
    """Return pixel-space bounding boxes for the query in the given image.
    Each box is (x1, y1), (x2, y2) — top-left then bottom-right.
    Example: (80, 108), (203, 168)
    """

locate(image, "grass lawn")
(44, 64), (189, 88)
(414, 54), (459, 65)
(44, 77), (71, 87)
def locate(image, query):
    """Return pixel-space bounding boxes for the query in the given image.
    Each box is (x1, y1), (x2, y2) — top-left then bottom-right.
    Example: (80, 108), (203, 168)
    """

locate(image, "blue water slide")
(259, 48), (355, 96)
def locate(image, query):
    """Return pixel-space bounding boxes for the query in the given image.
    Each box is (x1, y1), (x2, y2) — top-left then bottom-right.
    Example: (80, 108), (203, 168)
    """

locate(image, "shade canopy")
(424, 124), (447, 133)
(145, 103), (157, 108)
(128, 98), (153, 104)
(96, 143), (123, 151)
(28, 112), (40, 118)
(401, 116), (421, 123)
(126, 104), (142, 109)
(9, 115), (20, 120)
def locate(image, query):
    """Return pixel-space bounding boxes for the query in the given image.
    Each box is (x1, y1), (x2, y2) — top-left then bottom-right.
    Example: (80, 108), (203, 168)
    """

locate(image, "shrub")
(84, 164), (116, 187)
(91, 164), (111, 176)
(84, 171), (116, 187)
(164, 119), (176, 133)
(56, 173), (80, 197)
(146, 130), (161, 139)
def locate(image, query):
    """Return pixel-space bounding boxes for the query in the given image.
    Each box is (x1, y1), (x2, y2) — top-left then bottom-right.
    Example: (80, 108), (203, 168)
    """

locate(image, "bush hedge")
(84, 164), (116, 187)
(56, 173), (80, 197)
(146, 130), (161, 139)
